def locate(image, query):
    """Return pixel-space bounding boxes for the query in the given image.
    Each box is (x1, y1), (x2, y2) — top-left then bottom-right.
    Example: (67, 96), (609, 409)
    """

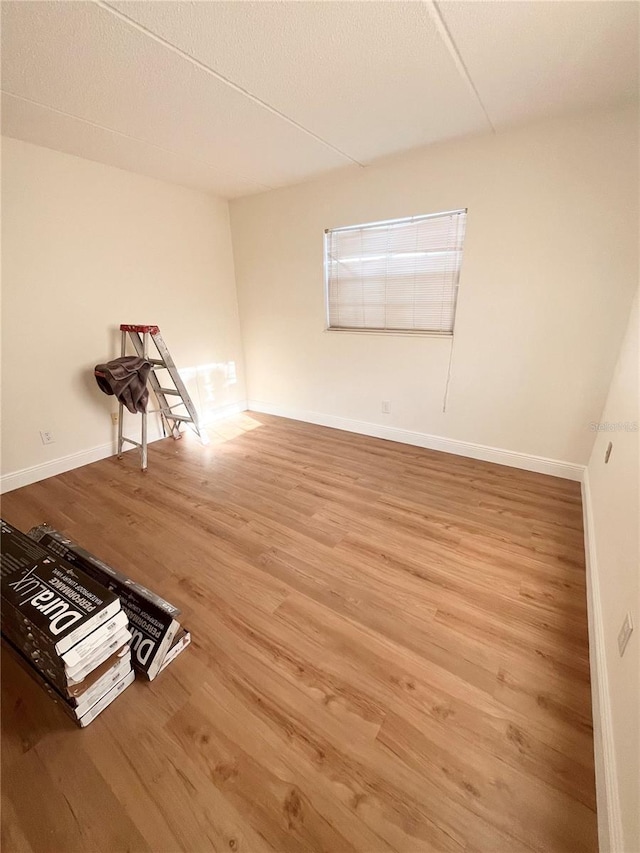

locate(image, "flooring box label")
(29, 525), (180, 679)
(1, 520), (120, 655)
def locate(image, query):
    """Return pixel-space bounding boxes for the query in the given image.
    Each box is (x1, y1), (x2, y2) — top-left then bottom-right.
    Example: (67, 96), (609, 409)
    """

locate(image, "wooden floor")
(1, 413), (597, 853)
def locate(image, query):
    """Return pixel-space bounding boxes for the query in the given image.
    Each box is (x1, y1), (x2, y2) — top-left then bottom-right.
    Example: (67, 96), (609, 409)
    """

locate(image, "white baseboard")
(248, 400), (585, 481)
(581, 470), (623, 853)
(2, 400), (582, 494)
(0, 441), (119, 494)
(0, 400), (248, 494)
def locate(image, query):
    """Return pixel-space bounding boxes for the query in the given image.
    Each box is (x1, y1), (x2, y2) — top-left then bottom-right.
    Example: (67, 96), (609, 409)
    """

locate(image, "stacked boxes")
(28, 525), (190, 680)
(1, 519), (134, 726)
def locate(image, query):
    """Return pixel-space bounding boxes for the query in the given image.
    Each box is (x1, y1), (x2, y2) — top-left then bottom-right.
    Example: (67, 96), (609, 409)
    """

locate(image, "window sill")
(324, 328), (453, 339)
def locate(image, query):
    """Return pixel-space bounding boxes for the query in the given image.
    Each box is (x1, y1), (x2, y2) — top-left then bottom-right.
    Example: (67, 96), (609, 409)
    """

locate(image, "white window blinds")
(325, 209), (467, 334)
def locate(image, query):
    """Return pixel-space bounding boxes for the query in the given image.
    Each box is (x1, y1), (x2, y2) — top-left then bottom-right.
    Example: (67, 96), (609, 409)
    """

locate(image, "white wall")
(230, 106), (638, 466)
(1, 138), (246, 486)
(585, 286), (639, 852)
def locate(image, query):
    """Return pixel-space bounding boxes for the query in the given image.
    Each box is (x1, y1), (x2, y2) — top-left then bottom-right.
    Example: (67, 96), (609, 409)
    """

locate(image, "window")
(325, 209), (467, 335)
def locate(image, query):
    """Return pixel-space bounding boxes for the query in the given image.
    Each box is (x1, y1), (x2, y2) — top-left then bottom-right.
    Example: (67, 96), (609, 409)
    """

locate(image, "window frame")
(323, 209), (467, 337)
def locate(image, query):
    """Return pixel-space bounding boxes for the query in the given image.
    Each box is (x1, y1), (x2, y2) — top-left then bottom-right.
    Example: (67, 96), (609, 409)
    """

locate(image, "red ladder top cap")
(120, 324), (160, 335)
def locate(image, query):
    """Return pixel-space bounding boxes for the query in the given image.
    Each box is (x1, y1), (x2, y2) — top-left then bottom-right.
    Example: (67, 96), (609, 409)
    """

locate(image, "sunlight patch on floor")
(205, 412), (262, 444)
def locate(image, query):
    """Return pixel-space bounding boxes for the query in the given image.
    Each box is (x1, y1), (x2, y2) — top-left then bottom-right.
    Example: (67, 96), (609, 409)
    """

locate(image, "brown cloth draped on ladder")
(94, 356), (151, 414)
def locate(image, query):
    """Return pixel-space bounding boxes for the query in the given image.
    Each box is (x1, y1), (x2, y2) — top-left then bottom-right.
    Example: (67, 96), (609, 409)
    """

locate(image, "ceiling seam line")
(423, 0), (496, 134)
(95, 0), (365, 167)
(1, 90), (275, 190)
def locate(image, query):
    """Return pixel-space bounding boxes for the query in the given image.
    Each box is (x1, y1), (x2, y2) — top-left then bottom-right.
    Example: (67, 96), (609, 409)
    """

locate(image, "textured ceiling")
(2, 1), (638, 199)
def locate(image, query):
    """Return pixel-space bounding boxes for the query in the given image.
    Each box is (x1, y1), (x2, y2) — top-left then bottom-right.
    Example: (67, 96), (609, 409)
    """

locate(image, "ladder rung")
(121, 437), (142, 448)
(149, 359), (166, 367)
(157, 402), (185, 410)
(163, 413), (193, 422)
(156, 388), (180, 395)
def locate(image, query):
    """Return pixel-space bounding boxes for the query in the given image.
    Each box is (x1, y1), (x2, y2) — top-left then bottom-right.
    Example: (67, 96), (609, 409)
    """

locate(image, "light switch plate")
(618, 612), (633, 657)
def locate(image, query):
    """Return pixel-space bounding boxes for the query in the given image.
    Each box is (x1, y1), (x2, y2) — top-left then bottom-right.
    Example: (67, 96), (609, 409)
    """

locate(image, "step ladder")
(117, 324), (208, 470)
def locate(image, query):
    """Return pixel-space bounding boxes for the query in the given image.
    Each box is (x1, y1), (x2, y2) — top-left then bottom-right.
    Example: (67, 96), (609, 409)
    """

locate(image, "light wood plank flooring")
(1, 412), (597, 853)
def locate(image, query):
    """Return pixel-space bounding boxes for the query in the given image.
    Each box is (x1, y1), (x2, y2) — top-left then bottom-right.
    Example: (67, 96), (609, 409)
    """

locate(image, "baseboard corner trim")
(247, 401), (585, 481)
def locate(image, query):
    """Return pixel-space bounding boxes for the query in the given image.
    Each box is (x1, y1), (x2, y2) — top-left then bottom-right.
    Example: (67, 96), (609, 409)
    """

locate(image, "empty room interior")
(1, 1), (639, 852)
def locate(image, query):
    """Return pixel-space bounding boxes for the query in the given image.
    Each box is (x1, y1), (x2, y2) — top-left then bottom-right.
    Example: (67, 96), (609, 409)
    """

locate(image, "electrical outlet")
(618, 612), (633, 657)
(40, 430), (55, 445)
(381, 400), (391, 414)
(111, 412), (119, 425)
